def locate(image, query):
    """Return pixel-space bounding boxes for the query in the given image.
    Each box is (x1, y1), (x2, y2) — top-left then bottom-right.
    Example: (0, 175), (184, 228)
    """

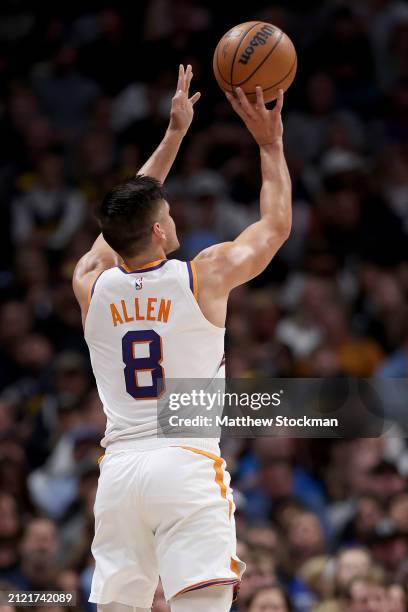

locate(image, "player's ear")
(152, 222), (166, 240)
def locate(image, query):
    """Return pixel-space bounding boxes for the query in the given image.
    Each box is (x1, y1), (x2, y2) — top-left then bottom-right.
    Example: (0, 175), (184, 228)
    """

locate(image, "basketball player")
(73, 65), (291, 612)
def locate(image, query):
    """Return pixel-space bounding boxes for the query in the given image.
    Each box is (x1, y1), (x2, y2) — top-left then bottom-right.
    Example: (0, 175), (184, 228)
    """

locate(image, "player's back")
(85, 258), (225, 450)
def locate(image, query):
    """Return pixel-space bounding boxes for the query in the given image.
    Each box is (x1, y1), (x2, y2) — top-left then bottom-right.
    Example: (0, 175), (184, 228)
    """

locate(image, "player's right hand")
(168, 64), (201, 137)
(225, 86), (284, 147)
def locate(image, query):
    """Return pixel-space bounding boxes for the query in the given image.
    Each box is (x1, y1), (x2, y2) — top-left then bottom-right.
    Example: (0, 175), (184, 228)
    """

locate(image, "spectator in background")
(0, 454), (33, 517)
(0, 493), (22, 582)
(315, 303), (383, 377)
(13, 246), (52, 315)
(388, 583), (408, 612)
(366, 518), (408, 579)
(237, 548), (277, 605)
(12, 151), (85, 251)
(284, 72), (365, 164)
(241, 439), (327, 526)
(286, 511), (326, 575)
(334, 547), (372, 596)
(306, 6), (375, 108)
(182, 169), (250, 256)
(388, 490), (408, 534)
(245, 584), (291, 612)
(7, 518), (60, 590)
(0, 301), (34, 388)
(344, 573), (389, 612)
(337, 496), (384, 546)
(296, 556), (334, 608)
(78, 9), (134, 96)
(59, 463), (99, 569)
(28, 423), (100, 520)
(32, 46), (100, 140)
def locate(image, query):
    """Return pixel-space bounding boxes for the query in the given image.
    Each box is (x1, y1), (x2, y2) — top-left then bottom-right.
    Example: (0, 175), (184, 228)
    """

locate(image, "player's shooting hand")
(168, 64), (201, 136)
(225, 87), (284, 147)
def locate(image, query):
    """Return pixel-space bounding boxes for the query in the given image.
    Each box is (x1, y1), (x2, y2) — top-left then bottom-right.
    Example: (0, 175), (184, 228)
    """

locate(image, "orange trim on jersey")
(190, 260), (199, 301)
(139, 258), (164, 269)
(174, 577), (239, 598)
(181, 445), (235, 521)
(172, 448), (242, 601)
(97, 454), (105, 465)
(179, 446), (227, 499)
(121, 259), (164, 273)
(230, 558), (241, 578)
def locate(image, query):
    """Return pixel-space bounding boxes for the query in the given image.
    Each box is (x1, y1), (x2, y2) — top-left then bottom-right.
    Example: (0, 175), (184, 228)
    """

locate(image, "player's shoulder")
(194, 243), (236, 280)
(87, 265), (120, 299)
(165, 258), (190, 272)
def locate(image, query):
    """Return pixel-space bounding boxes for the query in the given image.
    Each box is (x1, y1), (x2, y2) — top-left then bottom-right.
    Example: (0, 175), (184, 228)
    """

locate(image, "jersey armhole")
(177, 260), (225, 332)
(87, 270), (105, 305)
(186, 260), (199, 302)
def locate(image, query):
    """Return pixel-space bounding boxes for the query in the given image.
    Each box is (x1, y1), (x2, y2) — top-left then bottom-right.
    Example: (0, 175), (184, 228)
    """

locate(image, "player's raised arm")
(73, 65), (200, 324)
(194, 87), (291, 293)
(138, 64), (200, 182)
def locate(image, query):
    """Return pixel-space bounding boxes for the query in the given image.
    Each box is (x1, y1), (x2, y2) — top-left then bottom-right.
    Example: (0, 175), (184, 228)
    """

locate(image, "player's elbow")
(279, 217), (292, 241)
(266, 212), (292, 245)
(262, 192), (292, 242)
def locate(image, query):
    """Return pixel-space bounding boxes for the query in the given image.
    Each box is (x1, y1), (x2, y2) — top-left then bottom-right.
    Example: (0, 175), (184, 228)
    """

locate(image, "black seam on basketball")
(229, 22), (263, 92)
(233, 30), (284, 87)
(215, 44), (233, 87)
(244, 55), (297, 95)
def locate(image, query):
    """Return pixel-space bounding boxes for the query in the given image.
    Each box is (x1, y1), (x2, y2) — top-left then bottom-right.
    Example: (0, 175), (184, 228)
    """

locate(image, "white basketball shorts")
(89, 443), (245, 608)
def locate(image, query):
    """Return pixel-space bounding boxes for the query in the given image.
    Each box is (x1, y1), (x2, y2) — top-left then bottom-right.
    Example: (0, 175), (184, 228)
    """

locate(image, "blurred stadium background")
(0, 1), (408, 610)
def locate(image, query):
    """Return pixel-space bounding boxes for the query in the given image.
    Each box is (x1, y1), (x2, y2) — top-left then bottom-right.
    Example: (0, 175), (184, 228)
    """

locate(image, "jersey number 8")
(122, 330), (165, 400)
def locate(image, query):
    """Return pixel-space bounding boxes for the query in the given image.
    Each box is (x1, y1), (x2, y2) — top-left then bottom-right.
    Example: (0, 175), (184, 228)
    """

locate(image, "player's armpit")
(72, 235), (120, 324)
(194, 217), (290, 294)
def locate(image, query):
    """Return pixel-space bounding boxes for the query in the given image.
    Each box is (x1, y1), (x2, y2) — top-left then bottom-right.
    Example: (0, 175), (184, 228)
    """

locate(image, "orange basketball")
(213, 21), (297, 103)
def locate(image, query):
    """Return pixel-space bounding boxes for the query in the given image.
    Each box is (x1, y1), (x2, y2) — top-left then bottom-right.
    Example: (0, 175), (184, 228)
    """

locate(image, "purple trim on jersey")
(186, 579), (239, 593)
(91, 270), (105, 299)
(118, 260), (168, 274)
(186, 260), (194, 294)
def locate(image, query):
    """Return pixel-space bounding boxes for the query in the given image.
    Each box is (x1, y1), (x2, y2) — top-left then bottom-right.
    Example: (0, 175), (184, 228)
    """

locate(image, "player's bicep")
(195, 220), (287, 291)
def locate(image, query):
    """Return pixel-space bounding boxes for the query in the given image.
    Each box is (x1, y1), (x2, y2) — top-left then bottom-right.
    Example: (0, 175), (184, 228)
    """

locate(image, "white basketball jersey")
(85, 259), (225, 449)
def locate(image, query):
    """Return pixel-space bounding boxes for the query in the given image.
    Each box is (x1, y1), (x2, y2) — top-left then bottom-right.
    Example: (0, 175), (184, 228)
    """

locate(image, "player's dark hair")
(97, 175), (166, 257)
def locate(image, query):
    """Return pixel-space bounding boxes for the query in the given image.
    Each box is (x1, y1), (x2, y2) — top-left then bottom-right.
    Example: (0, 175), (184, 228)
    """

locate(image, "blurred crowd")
(0, 0), (408, 610)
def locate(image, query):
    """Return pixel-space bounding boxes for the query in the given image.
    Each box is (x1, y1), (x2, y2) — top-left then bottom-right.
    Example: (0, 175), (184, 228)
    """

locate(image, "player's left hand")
(168, 64), (201, 136)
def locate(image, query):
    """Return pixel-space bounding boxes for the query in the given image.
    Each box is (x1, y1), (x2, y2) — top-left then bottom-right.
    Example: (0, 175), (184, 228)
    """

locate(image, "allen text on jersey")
(110, 298), (172, 326)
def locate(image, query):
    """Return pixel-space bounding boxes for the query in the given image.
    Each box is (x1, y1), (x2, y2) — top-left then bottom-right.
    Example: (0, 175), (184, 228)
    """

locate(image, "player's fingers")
(176, 64), (184, 92)
(225, 90), (241, 111)
(235, 87), (256, 118)
(189, 91), (201, 105)
(274, 89), (284, 114)
(172, 90), (183, 104)
(225, 91), (248, 120)
(185, 64), (193, 94)
(255, 86), (266, 112)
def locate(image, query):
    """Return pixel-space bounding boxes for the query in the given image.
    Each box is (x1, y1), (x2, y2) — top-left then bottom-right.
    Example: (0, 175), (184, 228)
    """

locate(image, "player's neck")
(122, 247), (167, 271)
